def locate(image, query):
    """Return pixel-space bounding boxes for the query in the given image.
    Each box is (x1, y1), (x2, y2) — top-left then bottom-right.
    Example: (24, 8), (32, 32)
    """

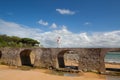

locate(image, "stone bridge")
(0, 48), (120, 73)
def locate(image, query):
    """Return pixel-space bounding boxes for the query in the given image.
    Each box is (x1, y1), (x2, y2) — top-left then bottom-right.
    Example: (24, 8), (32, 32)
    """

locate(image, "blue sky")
(0, 0), (120, 47)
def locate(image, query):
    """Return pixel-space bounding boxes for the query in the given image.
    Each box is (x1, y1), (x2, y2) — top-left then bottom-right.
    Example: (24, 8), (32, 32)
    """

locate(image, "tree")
(19, 38), (40, 47)
(0, 34), (40, 47)
(11, 36), (21, 43)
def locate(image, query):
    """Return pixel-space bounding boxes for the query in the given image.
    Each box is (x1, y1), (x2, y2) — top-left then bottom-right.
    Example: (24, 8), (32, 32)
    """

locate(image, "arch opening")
(57, 50), (79, 70)
(105, 51), (120, 72)
(20, 49), (35, 66)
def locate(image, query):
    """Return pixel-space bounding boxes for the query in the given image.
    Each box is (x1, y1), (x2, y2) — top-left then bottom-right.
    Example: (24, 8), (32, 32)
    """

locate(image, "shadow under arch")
(57, 50), (79, 70)
(0, 51), (2, 59)
(20, 49), (35, 66)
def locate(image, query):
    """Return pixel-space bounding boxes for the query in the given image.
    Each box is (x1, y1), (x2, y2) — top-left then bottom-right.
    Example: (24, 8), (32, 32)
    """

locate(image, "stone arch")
(57, 49), (79, 70)
(104, 49), (120, 71)
(20, 49), (35, 66)
(104, 51), (120, 68)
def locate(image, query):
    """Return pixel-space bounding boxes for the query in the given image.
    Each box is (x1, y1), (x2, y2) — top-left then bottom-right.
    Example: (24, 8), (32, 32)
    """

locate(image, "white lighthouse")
(57, 36), (61, 48)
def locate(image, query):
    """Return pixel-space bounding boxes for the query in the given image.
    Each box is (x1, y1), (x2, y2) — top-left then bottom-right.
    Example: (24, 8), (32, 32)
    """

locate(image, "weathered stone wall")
(77, 49), (101, 72)
(0, 48), (20, 65)
(0, 47), (120, 73)
(34, 48), (53, 68)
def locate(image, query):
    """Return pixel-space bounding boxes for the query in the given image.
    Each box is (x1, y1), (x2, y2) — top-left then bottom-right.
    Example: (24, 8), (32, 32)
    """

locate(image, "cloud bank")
(0, 19), (120, 48)
(56, 9), (75, 15)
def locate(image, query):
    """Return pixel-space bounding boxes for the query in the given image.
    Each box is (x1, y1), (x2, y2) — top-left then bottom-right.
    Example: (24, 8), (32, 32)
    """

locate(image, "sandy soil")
(0, 63), (119, 80)
(105, 63), (120, 69)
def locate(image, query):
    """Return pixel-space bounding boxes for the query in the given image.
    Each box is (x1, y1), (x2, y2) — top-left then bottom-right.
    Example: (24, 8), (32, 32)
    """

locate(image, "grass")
(17, 66), (34, 71)
(0, 61), (8, 65)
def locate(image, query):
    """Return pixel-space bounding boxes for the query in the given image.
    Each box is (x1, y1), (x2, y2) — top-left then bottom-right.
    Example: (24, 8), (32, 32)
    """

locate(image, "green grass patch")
(17, 66), (34, 71)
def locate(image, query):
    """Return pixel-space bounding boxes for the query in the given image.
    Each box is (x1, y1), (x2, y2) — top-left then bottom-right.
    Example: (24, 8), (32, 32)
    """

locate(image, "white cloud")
(84, 22), (92, 26)
(0, 19), (42, 38)
(1, 19), (120, 48)
(50, 23), (57, 29)
(56, 9), (75, 15)
(38, 19), (48, 26)
(61, 25), (67, 30)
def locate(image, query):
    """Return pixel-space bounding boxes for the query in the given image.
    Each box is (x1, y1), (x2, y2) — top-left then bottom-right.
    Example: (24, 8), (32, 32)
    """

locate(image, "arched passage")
(20, 49), (35, 66)
(105, 51), (120, 71)
(57, 50), (79, 70)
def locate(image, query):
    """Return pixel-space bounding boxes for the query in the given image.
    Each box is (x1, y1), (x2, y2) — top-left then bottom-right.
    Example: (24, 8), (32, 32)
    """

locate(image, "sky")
(0, 0), (120, 48)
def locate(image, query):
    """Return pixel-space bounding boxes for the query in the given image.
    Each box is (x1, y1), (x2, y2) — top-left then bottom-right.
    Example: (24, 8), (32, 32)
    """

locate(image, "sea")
(105, 52), (120, 63)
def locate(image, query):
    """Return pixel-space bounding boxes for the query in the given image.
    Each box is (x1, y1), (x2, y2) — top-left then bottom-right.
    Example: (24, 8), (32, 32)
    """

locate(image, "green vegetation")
(17, 66), (34, 71)
(0, 34), (40, 47)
